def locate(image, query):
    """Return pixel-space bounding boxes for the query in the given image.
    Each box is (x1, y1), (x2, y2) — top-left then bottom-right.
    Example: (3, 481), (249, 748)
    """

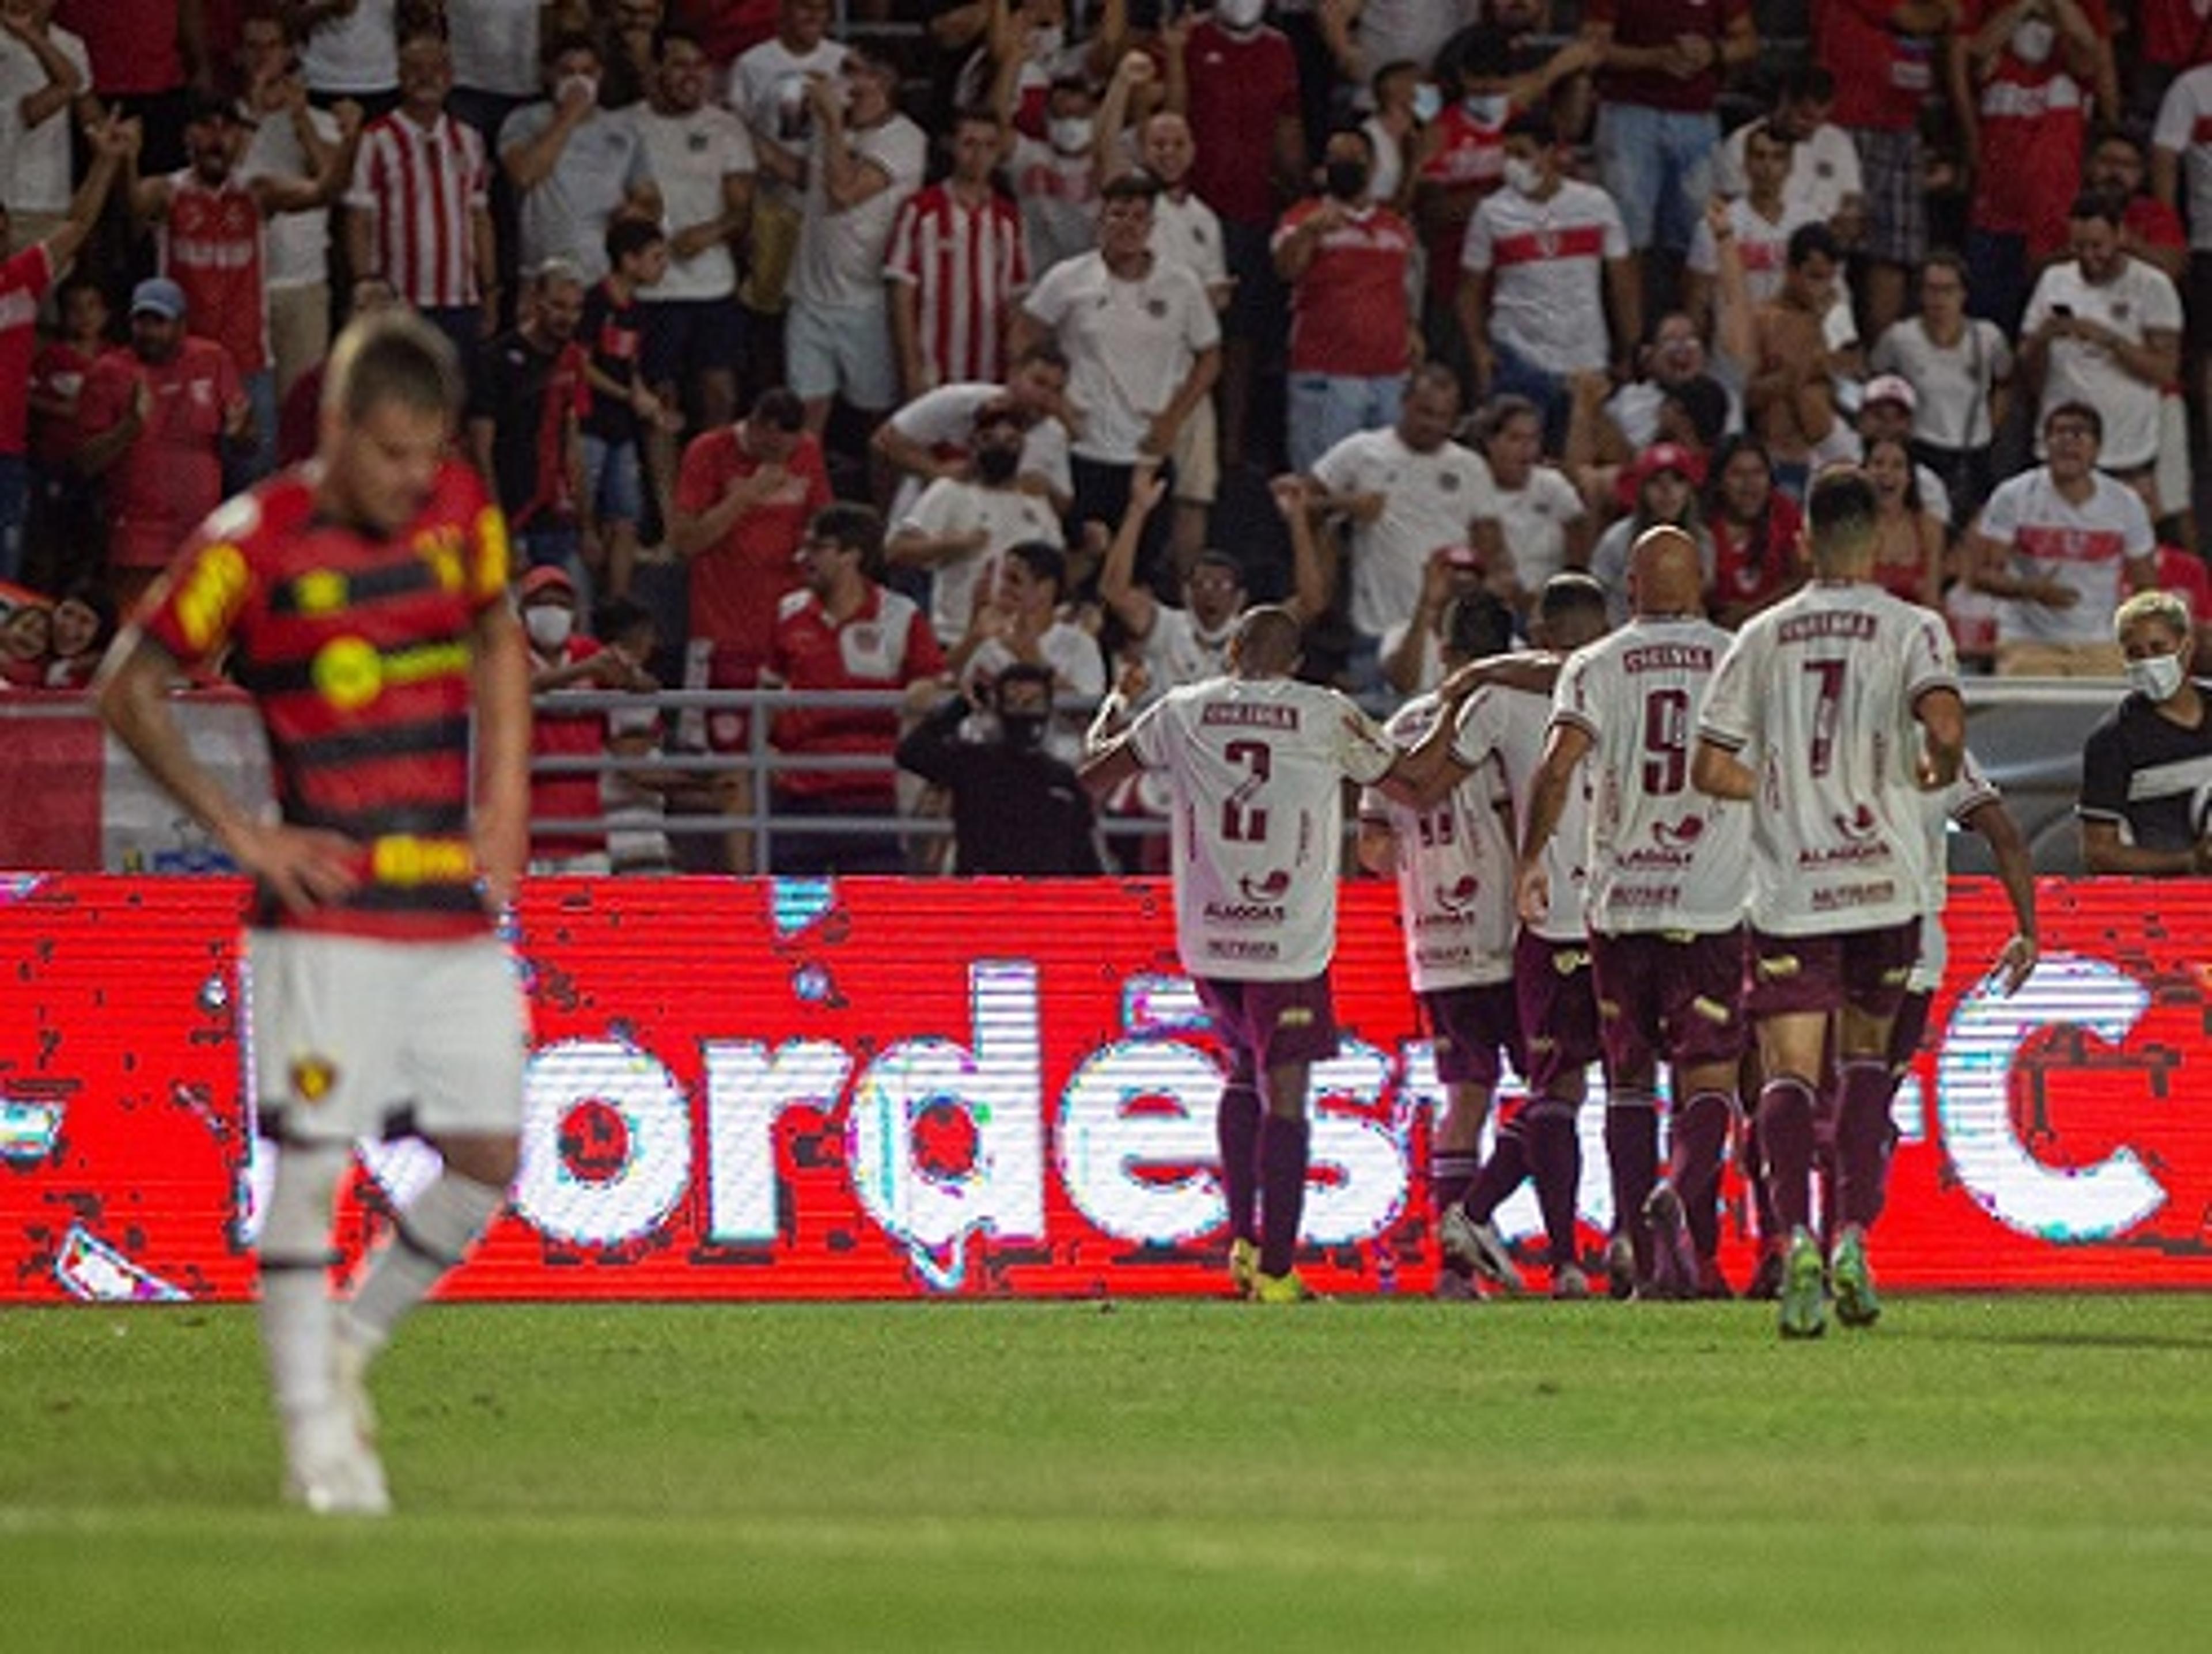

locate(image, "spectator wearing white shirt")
(888, 400), (1066, 647)
(949, 534), (1105, 764)
(1685, 120), (1816, 329)
(1965, 400), (2157, 677)
(1308, 362), (1505, 704)
(500, 32), (662, 285)
(1458, 107), (1638, 452)
(0, 0), (92, 248)
(635, 25), (755, 435)
(2018, 192), (2184, 510)
(287, 0), (399, 120)
(1711, 67), (1866, 248)
(767, 43), (925, 435)
(1012, 170), (1222, 597)
(237, 15), (344, 403)
(872, 343), (1077, 522)
(1869, 251), (2014, 529)
(1470, 392), (1590, 618)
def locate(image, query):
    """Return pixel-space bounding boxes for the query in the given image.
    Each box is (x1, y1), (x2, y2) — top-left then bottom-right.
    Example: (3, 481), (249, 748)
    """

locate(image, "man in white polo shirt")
(1965, 400), (2157, 677)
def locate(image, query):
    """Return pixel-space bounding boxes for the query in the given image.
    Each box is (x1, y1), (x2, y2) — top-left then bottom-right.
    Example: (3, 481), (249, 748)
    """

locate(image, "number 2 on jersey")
(1221, 739), (1272, 843)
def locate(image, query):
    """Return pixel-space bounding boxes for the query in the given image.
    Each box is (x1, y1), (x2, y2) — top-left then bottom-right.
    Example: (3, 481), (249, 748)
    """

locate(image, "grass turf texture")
(5, 1296), (2210, 1651)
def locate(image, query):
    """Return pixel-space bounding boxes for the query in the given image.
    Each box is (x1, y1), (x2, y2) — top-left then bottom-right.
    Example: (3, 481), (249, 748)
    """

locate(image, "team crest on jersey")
(1146, 298), (1169, 317)
(1536, 229), (1560, 258)
(688, 131), (710, 152)
(290, 1055), (338, 1104)
(1438, 471), (1461, 492)
(313, 636), (385, 712)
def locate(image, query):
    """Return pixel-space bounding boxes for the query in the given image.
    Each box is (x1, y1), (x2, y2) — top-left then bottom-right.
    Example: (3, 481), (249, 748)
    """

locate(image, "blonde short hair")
(2113, 589), (2191, 643)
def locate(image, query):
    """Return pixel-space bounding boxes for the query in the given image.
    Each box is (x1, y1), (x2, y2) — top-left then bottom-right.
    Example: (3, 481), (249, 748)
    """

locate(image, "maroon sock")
(1463, 1119), (1529, 1222)
(1757, 1077), (1817, 1236)
(1217, 1083), (1263, 1245)
(1604, 1095), (1659, 1276)
(1672, 1090), (1734, 1260)
(1527, 1099), (1582, 1268)
(1257, 1113), (1310, 1278)
(1430, 1151), (1479, 1223)
(1836, 1059), (1898, 1230)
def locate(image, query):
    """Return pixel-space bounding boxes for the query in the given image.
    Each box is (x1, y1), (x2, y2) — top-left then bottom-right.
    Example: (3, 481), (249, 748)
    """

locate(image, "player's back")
(1373, 690), (1516, 991)
(1699, 580), (1959, 935)
(1132, 674), (1396, 980)
(1555, 615), (1749, 935)
(1456, 680), (1591, 942)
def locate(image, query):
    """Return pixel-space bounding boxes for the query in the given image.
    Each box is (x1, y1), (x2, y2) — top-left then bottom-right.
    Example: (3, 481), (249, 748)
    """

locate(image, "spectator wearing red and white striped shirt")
(887, 107), (1029, 400)
(344, 28), (497, 370)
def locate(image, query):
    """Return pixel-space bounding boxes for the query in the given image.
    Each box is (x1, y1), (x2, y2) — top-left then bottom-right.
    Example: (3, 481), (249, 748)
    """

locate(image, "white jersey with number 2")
(1698, 581), (1959, 936)
(1128, 675), (1396, 980)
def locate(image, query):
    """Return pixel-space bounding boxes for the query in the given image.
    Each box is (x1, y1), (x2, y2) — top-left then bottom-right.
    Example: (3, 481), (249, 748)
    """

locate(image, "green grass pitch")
(5, 1295), (2210, 1651)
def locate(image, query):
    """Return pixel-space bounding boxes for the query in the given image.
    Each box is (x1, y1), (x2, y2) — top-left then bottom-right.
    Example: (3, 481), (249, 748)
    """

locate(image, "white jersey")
(1452, 682), (1591, 943)
(1128, 676), (1397, 980)
(1551, 616), (1751, 936)
(1911, 752), (1999, 992)
(1698, 581), (1960, 936)
(1365, 692), (1517, 992)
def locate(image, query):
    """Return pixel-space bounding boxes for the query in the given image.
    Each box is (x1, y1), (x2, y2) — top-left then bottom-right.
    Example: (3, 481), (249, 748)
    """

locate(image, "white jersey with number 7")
(1128, 676), (1397, 980)
(1696, 582), (1959, 937)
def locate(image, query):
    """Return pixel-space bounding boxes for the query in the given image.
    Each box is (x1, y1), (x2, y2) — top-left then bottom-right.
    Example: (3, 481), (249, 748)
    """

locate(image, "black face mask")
(1324, 160), (1369, 201)
(975, 445), (1021, 485)
(999, 711), (1048, 752)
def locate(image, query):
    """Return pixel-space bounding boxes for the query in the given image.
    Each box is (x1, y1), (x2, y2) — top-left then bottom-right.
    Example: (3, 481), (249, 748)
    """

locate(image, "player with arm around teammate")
(1516, 528), (1751, 1300)
(1691, 464), (1966, 1339)
(1081, 606), (1408, 1303)
(95, 311), (532, 1514)
(1356, 590), (1527, 1298)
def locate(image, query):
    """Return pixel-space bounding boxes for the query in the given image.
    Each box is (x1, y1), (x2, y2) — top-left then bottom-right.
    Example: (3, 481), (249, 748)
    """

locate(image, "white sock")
(257, 1141), (350, 1422)
(342, 1171), (506, 1352)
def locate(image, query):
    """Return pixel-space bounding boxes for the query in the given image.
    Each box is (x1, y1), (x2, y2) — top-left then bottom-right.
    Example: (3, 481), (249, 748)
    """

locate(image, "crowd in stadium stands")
(8, 0), (2212, 874)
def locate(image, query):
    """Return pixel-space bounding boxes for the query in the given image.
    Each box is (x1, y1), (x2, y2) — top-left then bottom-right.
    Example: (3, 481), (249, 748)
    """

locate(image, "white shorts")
(785, 295), (899, 412)
(248, 931), (529, 1145)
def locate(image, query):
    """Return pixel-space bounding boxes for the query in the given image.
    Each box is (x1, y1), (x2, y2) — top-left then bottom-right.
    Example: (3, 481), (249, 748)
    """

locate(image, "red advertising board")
(1, 876), (2206, 1303)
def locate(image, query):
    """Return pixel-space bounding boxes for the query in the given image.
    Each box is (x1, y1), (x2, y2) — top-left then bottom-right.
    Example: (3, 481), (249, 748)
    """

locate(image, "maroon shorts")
(1887, 988), (1934, 1075)
(1513, 930), (1601, 1098)
(1195, 972), (1341, 1077)
(1590, 927), (1748, 1079)
(1421, 982), (1522, 1087)
(1747, 920), (1921, 1021)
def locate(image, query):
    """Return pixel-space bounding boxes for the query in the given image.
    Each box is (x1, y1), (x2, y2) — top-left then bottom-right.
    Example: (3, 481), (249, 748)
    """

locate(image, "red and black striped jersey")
(140, 460), (512, 940)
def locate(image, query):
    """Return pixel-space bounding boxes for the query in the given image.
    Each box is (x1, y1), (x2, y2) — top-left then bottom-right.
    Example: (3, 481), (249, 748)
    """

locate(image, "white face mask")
(1502, 155), (1544, 198)
(1048, 115), (1093, 154)
(2012, 17), (2056, 66)
(556, 71), (600, 108)
(1028, 24), (1065, 60)
(1216, 0), (1267, 33)
(2127, 651), (2186, 703)
(525, 606), (575, 650)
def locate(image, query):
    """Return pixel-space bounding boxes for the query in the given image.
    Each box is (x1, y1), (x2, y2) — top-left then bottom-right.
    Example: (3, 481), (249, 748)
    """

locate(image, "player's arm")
(469, 596), (533, 911)
(1912, 684), (1966, 791)
(41, 112), (130, 272)
(1962, 794), (2039, 993)
(96, 629), (361, 911)
(1078, 733), (1142, 798)
(1516, 720), (1593, 924)
(1691, 735), (1755, 801)
(2078, 816), (2206, 877)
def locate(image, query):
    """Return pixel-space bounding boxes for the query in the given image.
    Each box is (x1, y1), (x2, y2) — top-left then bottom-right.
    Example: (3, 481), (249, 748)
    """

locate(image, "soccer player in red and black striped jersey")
(96, 310), (532, 1516)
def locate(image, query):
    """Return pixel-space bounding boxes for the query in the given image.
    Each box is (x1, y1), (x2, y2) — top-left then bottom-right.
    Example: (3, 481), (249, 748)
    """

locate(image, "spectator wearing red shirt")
(0, 111), (124, 587)
(129, 90), (359, 491)
(1952, 0), (2112, 335)
(1817, 0), (1961, 339)
(1164, 1), (1303, 470)
(765, 500), (945, 875)
(887, 105), (1029, 401)
(1272, 127), (1418, 473)
(26, 274), (109, 591)
(520, 563), (656, 872)
(74, 276), (249, 614)
(1704, 434), (1809, 628)
(57, 0), (204, 173)
(2128, 0), (2212, 127)
(1581, 0), (1757, 303)
(669, 384), (831, 871)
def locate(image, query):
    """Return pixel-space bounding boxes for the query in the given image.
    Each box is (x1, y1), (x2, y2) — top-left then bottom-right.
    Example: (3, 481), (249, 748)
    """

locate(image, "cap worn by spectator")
(131, 279), (188, 321)
(520, 564), (577, 600)
(1863, 374), (1918, 414)
(1617, 442), (1707, 508)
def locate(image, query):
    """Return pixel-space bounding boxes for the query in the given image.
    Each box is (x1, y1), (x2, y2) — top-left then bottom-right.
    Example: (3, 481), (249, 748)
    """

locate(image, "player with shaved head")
(1694, 465), (1965, 1338)
(1082, 605), (1411, 1303)
(1516, 528), (1751, 1298)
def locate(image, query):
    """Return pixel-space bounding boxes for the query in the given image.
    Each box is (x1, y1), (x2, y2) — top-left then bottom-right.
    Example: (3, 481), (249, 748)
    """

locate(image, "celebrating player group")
(1086, 465), (2039, 1340)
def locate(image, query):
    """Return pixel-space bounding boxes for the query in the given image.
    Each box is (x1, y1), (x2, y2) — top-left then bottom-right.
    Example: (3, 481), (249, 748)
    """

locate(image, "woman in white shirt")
(1869, 251), (2013, 530)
